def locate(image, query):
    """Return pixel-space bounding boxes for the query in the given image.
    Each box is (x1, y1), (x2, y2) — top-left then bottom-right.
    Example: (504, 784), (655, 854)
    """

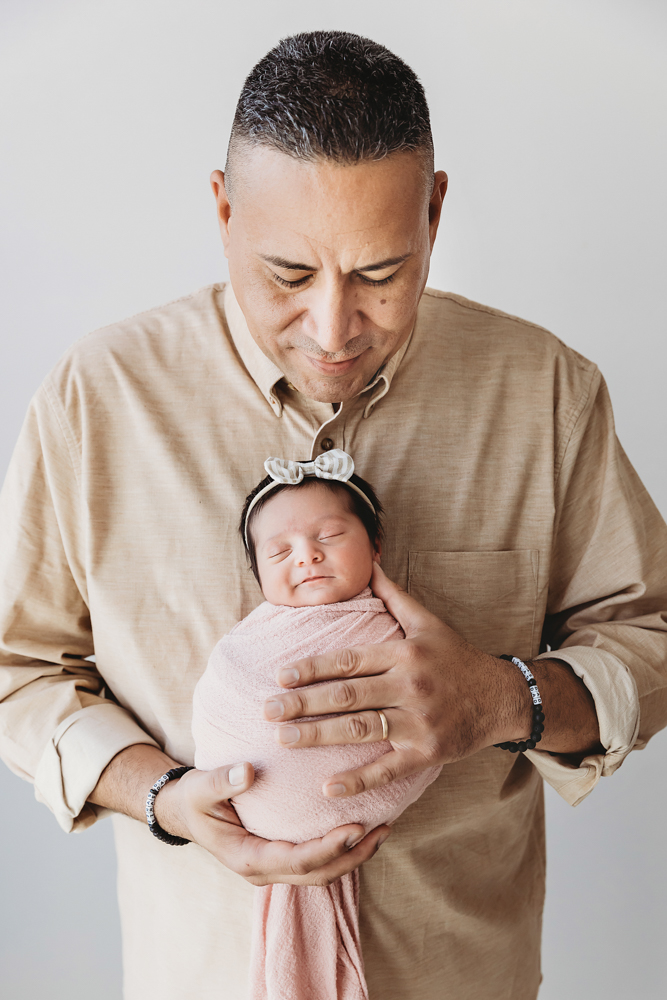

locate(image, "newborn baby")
(192, 451), (441, 1000)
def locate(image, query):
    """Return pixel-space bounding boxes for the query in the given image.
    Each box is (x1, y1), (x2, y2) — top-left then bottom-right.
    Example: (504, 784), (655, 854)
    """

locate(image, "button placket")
(310, 404), (344, 459)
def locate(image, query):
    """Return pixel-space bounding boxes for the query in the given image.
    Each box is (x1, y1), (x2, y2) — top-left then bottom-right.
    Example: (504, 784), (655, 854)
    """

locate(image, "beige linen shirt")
(1, 282), (667, 1000)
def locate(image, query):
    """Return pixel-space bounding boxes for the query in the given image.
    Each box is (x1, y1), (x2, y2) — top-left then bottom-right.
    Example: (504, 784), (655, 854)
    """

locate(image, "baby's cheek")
(258, 565), (293, 606)
(346, 552), (374, 592)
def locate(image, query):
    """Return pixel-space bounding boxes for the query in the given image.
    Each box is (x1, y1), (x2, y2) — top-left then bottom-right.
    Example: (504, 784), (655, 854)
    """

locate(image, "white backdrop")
(1, 1), (666, 997)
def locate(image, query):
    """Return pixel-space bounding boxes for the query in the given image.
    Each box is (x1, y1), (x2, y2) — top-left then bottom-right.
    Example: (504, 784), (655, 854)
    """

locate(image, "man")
(1, 30), (666, 1000)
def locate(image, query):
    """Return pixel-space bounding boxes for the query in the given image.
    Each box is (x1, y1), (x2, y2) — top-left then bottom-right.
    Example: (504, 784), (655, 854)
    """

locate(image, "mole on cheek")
(380, 299), (386, 305)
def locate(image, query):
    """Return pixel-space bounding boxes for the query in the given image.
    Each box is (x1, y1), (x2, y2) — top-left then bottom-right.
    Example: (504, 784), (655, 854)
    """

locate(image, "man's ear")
(428, 170), (448, 250)
(210, 169), (232, 256)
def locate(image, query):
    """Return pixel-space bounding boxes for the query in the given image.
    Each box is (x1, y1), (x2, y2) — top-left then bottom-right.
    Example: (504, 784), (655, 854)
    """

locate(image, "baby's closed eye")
(267, 546), (291, 560)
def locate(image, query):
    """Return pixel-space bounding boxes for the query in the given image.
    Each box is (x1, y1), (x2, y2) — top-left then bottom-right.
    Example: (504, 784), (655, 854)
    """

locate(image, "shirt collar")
(358, 335), (412, 418)
(223, 281), (413, 418)
(224, 283), (285, 416)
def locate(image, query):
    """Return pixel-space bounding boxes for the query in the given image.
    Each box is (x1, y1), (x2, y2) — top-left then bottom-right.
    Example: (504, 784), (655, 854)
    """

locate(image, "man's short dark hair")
(226, 30), (433, 187)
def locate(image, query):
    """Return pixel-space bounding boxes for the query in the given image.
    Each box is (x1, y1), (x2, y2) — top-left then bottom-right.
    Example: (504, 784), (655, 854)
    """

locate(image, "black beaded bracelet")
(494, 655), (545, 753)
(145, 765), (195, 845)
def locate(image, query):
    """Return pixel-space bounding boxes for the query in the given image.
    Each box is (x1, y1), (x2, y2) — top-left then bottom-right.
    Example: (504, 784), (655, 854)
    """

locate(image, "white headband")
(243, 449), (376, 546)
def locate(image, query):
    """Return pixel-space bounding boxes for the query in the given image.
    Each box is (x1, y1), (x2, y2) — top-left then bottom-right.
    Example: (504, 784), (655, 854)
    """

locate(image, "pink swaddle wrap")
(192, 588), (442, 1000)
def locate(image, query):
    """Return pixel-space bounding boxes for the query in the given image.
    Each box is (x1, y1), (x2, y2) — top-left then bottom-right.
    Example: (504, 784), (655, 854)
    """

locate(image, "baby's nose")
(296, 544), (323, 565)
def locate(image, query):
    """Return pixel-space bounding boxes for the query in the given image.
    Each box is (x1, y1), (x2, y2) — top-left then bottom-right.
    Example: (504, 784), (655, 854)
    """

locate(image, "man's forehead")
(231, 145), (429, 222)
(230, 147), (427, 262)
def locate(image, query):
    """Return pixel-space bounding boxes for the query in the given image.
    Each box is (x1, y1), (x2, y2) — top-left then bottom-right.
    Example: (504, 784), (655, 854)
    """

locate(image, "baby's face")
(252, 483), (378, 607)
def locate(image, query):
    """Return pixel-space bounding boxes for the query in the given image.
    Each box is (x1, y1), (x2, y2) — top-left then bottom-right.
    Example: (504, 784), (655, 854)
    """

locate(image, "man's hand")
(90, 744), (390, 886)
(264, 564), (603, 797)
(155, 761), (390, 885)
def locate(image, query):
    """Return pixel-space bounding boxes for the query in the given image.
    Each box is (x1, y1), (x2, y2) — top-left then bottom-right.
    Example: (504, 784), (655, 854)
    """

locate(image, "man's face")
(211, 147), (447, 402)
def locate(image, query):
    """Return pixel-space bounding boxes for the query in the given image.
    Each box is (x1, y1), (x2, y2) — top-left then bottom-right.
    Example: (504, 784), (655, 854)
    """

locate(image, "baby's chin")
(267, 577), (369, 608)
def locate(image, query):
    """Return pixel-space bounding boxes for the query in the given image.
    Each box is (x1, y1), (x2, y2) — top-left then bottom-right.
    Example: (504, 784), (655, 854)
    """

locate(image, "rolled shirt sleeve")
(0, 391), (157, 833)
(34, 702), (158, 831)
(528, 647), (639, 806)
(526, 375), (667, 805)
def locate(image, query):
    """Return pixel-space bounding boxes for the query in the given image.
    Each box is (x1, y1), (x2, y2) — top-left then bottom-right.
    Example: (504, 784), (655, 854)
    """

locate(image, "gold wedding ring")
(376, 709), (389, 741)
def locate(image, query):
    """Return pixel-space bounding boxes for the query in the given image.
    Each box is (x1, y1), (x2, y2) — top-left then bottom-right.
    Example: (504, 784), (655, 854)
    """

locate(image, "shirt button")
(320, 437), (334, 451)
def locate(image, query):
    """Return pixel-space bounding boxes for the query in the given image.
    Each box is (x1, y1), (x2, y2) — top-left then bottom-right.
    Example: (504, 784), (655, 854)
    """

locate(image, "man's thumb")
(208, 761), (255, 800)
(370, 563), (440, 636)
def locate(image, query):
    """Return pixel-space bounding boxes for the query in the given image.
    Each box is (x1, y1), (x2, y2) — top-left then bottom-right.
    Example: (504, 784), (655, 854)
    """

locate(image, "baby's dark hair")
(240, 472), (384, 585)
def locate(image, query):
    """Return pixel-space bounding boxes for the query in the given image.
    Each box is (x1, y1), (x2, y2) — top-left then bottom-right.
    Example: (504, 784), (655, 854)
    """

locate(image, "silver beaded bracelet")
(494, 655), (545, 753)
(145, 765), (194, 845)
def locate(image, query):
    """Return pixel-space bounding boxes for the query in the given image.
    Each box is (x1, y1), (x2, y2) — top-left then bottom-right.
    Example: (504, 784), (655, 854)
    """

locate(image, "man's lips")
(302, 352), (366, 376)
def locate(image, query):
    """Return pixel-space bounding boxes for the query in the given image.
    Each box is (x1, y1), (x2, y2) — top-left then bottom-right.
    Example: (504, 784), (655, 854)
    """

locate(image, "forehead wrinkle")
(280, 226), (404, 270)
(309, 222), (391, 239)
(303, 230), (393, 251)
(283, 220), (395, 247)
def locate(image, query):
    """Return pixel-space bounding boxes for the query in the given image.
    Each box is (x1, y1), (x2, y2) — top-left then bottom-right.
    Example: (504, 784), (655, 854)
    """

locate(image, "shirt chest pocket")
(408, 550), (540, 659)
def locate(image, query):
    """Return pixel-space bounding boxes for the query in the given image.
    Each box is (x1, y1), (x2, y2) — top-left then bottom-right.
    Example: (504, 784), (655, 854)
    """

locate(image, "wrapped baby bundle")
(192, 588), (442, 1000)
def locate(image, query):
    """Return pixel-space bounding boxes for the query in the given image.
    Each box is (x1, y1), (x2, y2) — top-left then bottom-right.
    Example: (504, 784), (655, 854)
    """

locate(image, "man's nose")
(304, 277), (359, 355)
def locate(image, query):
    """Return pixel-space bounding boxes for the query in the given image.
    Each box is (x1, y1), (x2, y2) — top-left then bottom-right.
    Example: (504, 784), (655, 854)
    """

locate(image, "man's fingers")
(241, 822), (365, 876)
(321, 748), (429, 798)
(275, 641), (401, 691)
(244, 824), (392, 886)
(287, 823), (371, 873)
(275, 708), (400, 748)
(291, 825), (391, 886)
(370, 563), (443, 637)
(266, 673), (395, 723)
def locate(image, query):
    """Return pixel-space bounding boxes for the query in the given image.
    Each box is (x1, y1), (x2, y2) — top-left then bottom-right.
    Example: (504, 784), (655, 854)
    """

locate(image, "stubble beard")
(281, 346), (388, 402)
(273, 334), (392, 403)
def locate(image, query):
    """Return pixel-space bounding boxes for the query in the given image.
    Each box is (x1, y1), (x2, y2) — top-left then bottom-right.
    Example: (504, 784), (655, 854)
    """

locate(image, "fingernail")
(377, 831), (390, 847)
(228, 764), (245, 786)
(326, 783), (347, 797)
(279, 667), (300, 685)
(277, 725), (300, 745)
(345, 833), (364, 849)
(265, 699), (284, 720)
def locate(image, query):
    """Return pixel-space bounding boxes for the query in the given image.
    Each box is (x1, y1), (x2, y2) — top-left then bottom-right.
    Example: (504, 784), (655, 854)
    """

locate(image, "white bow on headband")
(264, 449), (355, 485)
(244, 449), (375, 545)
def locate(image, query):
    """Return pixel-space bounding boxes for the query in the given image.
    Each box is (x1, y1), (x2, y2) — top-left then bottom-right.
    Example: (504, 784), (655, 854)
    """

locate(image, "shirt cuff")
(525, 646), (640, 806)
(33, 703), (159, 832)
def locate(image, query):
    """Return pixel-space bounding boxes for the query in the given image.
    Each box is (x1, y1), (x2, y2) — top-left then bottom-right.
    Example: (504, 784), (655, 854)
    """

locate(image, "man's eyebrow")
(356, 253), (413, 273)
(260, 254), (316, 271)
(259, 252), (413, 273)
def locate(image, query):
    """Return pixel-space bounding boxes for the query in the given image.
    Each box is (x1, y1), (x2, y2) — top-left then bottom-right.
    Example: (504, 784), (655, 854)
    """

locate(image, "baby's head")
(240, 463), (384, 608)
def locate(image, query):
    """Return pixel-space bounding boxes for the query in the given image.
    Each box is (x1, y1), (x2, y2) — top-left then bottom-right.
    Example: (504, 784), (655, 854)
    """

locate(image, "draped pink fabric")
(192, 589), (442, 1000)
